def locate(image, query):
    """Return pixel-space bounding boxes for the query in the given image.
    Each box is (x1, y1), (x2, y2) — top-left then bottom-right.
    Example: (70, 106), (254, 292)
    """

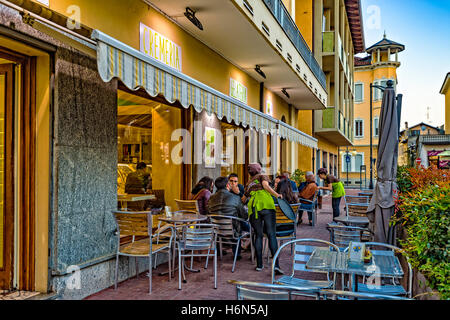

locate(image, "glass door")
(0, 62), (14, 290)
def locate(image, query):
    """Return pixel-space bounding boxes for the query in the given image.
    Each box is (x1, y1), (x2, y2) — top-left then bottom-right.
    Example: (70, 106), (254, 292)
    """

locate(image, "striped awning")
(278, 121), (317, 149)
(91, 30), (317, 148)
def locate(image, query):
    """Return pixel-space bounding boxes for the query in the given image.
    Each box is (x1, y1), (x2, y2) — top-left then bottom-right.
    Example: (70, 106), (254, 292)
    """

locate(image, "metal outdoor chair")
(326, 222), (373, 249)
(274, 204), (297, 250)
(209, 215), (254, 272)
(112, 210), (175, 294)
(271, 238), (340, 298)
(227, 280), (322, 300)
(318, 289), (414, 300)
(297, 190), (319, 226)
(345, 242), (413, 298)
(175, 199), (200, 213)
(176, 223), (218, 290)
(344, 195), (370, 217)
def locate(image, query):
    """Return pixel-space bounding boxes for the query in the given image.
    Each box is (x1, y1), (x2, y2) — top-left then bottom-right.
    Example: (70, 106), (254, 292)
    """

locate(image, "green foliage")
(394, 181), (450, 300)
(291, 169), (306, 185)
(396, 165), (413, 194)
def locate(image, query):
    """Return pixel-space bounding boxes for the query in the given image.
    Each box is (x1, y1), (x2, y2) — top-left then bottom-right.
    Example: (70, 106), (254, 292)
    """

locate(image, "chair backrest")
(319, 289), (414, 300)
(236, 286), (290, 300)
(181, 223), (216, 251)
(345, 195), (370, 217)
(112, 211), (151, 237)
(175, 199), (199, 213)
(271, 238), (340, 283)
(274, 205), (295, 225)
(209, 215), (235, 239)
(327, 223), (365, 248)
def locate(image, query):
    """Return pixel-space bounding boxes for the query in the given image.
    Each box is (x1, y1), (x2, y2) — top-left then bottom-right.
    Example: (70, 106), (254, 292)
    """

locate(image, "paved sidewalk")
(85, 189), (361, 300)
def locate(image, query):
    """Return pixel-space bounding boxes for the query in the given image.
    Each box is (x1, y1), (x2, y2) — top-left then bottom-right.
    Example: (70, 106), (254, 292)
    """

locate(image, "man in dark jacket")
(207, 176), (249, 258)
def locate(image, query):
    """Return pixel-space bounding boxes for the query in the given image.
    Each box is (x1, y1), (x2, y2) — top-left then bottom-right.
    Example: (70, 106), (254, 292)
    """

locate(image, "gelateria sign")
(230, 78), (247, 104)
(139, 22), (182, 72)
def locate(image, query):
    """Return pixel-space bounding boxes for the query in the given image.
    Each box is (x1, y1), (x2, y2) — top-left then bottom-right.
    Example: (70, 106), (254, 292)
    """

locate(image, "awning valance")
(278, 121), (318, 149)
(91, 30), (317, 148)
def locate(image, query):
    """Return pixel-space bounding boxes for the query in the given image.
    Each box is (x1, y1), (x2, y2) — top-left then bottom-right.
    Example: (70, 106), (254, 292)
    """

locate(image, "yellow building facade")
(440, 73), (450, 134)
(349, 35), (404, 187)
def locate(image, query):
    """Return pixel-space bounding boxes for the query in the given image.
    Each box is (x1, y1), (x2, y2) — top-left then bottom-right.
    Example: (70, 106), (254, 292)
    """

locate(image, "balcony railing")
(262, 0), (327, 90)
(322, 31), (334, 53)
(419, 134), (450, 145)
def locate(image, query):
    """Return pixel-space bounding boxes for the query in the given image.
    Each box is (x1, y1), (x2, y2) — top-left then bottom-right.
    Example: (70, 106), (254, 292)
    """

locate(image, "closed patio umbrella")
(367, 80), (398, 244)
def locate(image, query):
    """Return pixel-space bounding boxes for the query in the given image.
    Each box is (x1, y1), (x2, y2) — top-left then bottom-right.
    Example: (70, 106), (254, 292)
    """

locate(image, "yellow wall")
(445, 88), (450, 134)
(49, 0), (264, 113)
(294, 0), (313, 50)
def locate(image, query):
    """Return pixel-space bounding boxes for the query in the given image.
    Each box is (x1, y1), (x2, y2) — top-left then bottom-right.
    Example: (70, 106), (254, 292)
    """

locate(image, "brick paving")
(85, 189), (360, 300)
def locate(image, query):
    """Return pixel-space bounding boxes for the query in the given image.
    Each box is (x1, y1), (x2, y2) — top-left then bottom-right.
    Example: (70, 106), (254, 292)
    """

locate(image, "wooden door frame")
(0, 46), (36, 291)
(0, 63), (15, 290)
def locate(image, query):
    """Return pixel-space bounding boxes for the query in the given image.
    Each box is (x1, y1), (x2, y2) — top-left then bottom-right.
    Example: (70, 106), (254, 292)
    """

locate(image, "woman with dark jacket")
(242, 163), (283, 274)
(188, 176), (214, 215)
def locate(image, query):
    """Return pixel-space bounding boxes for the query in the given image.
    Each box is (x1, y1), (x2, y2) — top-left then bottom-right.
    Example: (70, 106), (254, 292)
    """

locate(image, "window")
(374, 117), (379, 137)
(355, 83), (363, 102)
(355, 119), (364, 138)
(117, 89), (184, 217)
(342, 153), (365, 172)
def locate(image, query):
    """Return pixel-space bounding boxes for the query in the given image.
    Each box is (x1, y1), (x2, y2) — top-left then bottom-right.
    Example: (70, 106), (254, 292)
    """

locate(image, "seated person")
(282, 171), (299, 193)
(273, 179), (298, 236)
(298, 171), (318, 226)
(125, 162), (150, 194)
(272, 175), (286, 191)
(188, 176), (214, 215)
(207, 176), (249, 258)
(227, 173), (245, 198)
(124, 162), (151, 210)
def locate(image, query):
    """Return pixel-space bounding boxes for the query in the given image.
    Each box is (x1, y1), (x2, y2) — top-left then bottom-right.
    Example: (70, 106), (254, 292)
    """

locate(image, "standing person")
(188, 176), (214, 215)
(317, 168), (345, 219)
(298, 171), (319, 226)
(242, 163), (283, 274)
(227, 173), (245, 198)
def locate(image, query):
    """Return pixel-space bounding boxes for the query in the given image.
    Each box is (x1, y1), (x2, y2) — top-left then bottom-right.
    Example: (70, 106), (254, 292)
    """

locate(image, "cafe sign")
(230, 78), (247, 104)
(140, 22), (182, 72)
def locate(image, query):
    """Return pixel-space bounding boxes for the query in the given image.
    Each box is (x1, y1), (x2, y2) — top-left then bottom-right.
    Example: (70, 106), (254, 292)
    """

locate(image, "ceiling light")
(254, 65), (266, 79)
(184, 7), (203, 30)
(282, 88), (290, 99)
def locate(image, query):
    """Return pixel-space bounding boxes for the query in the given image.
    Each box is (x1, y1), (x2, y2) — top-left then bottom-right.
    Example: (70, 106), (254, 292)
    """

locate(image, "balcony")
(147, 0), (327, 110)
(419, 134), (450, 145)
(314, 107), (353, 146)
(322, 31), (353, 90)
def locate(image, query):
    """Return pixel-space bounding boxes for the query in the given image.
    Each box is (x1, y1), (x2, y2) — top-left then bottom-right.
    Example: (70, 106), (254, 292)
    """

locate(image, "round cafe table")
(333, 215), (370, 227)
(157, 211), (208, 280)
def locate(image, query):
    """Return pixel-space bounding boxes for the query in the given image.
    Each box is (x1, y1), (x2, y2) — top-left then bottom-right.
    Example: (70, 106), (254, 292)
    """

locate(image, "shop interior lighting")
(254, 65), (266, 79)
(184, 7), (203, 31)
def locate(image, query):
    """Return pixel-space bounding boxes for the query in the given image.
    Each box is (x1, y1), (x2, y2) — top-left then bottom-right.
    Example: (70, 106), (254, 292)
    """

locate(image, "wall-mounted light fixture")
(254, 65), (266, 79)
(184, 7), (203, 30)
(281, 88), (290, 99)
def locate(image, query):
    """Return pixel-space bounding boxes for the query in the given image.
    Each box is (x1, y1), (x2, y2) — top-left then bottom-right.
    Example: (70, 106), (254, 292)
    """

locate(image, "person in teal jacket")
(317, 168), (346, 218)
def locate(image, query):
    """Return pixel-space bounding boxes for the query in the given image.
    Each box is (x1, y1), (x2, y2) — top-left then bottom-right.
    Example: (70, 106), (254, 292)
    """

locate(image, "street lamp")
(369, 80), (395, 189)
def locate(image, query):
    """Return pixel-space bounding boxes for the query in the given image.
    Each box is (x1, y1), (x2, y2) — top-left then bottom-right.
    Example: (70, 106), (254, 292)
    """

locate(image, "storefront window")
(117, 89), (183, 211)
(220, 122), (244, 180)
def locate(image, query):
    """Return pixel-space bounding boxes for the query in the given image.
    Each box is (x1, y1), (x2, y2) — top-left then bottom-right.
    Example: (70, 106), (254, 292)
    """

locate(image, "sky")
(358, 0), (450, 130)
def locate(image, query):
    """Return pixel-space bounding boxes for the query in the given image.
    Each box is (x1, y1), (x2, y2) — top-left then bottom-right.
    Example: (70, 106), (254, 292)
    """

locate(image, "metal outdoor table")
(157, 212), (208, 281)
(306, 247), (404, 292)
(117, 193), (156, 210)
(334, 215), (370, 227)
